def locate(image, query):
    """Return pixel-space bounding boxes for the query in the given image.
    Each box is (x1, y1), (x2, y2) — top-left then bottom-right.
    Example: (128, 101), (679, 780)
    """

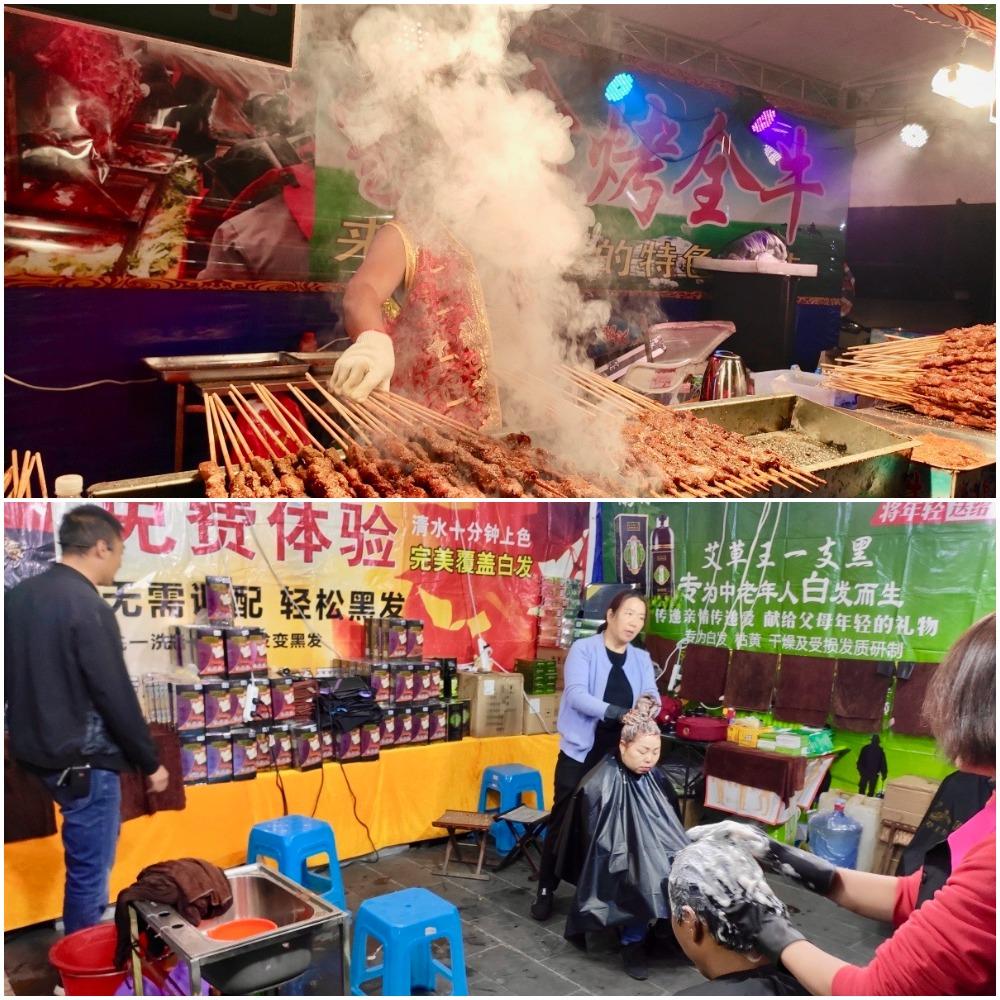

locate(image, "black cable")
(336, 755), (380, 861)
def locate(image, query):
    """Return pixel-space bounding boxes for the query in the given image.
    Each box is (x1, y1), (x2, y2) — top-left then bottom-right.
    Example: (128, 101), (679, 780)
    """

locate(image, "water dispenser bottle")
(808, 801), (863, 869)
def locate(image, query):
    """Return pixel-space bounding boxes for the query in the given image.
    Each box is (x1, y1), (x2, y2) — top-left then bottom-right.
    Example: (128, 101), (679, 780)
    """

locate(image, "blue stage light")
(605, 72), (635, 103)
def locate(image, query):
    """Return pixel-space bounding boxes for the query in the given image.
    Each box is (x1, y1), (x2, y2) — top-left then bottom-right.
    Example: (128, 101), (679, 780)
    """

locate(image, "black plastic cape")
(554, 754), (689, 936)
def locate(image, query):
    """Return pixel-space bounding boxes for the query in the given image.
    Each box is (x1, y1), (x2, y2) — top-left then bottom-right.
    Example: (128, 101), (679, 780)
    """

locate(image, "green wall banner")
(601, 501), (995, 663)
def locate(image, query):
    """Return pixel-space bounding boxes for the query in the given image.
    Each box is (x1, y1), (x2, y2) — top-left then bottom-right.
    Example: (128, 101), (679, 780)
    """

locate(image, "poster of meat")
(4, 7), (316, 286)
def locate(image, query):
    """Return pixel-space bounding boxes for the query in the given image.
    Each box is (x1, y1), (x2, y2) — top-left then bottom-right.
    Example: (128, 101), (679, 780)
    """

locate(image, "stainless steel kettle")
(700, 350), (755, 401)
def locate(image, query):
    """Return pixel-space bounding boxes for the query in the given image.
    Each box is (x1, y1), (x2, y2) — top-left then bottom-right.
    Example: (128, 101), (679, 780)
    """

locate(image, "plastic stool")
(477, 765), (545, 855)
(247, 815), (347, 910)
(350, 887), (467, 996)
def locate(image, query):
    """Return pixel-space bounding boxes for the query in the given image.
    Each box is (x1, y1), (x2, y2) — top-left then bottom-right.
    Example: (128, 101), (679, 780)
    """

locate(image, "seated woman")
(668, 840), (807, 995)
(553, 702), (689, 981)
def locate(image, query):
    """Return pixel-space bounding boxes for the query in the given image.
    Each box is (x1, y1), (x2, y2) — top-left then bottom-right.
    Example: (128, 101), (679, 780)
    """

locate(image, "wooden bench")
(432, 810), (494, 881)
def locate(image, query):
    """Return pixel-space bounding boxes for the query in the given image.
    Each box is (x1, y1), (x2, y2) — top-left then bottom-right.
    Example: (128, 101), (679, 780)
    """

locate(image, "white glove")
(330, 330), (394, 401)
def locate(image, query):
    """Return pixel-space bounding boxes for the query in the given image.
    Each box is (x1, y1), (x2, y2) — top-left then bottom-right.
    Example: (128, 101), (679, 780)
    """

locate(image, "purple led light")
(750, 107), (777, 133)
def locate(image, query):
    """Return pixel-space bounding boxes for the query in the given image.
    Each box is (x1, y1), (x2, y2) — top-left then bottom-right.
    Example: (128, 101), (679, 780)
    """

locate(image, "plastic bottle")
(808, 801), (863, 869)
(53, 474), (84, 498)
(649, 515), (675, 598)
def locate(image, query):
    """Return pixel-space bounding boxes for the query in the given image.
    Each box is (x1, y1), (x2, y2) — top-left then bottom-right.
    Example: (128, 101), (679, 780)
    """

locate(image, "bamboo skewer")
(227, 386), (282, 462)
(3, 468), (12, 496)
(206, 396), (236, 483)
(249, 383), (305, 448)
(17, 452), (33, 499)
(11, 451), (19, 499)
(35, 453), (48, 499)
(205, 397), (217, 466)
(214, 395), (253, 466)
(287, 385), (354, 450)
(303, 374), (373, 443)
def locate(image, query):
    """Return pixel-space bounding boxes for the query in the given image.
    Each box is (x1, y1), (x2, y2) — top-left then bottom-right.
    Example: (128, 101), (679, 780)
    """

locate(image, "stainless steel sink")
(131, 863), (349, 996)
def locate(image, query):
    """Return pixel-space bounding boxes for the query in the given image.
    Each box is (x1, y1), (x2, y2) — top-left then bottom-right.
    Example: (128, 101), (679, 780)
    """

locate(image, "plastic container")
(205, 917), (277, 941)
(54, 474), (85, 499)
(817, 790), (882, 872)
(49, 923), (127, 996)
(808, 801), (863, 869)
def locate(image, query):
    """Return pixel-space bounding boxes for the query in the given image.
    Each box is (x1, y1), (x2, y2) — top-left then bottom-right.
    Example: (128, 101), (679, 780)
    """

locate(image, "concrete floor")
(5, 838), (891, 996)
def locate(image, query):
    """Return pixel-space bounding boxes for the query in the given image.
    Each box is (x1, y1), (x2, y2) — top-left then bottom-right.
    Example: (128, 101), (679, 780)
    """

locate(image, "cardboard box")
(536, 645), (569, 691)
(881, 775), (939, 828)
(457, 672), (524, 737)
(522, 693), (560, 735)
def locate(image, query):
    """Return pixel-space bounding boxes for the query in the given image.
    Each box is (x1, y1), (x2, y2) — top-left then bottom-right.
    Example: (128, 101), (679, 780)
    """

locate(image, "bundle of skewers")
(822, 324), (996, 431)
(4, 450), (48, 498)
(198, 369), (820, 500)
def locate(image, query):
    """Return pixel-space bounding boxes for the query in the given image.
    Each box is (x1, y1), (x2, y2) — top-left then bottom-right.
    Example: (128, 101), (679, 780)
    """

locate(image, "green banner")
(601, 501), (995, 663)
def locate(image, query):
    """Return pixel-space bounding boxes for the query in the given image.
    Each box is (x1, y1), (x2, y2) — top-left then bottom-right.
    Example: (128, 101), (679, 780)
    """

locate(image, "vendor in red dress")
(689, 612), (996, 996)
(329, 219), (502, 433)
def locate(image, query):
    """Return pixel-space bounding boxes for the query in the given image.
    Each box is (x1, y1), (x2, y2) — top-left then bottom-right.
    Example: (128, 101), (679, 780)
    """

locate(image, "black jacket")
(675, 967), (808, 995)
(5, 563), (158, 775)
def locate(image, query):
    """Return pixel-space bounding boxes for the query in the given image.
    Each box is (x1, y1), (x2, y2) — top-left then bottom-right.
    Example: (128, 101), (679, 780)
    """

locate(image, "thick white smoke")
(299, 4), (620, 471)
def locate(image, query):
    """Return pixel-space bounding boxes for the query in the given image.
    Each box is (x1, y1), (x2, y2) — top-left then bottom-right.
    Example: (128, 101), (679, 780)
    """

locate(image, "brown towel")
(4, 739), (56, 843)
(774, 656), (836, 727)
(678, 644), (730, 704)
(645, 636), (678, 694)
(891, 662), (939, 736)
(704, 742), (807, 805)
(114, 858), (232, 967)
(724, 652), (778, 711)
(120, 724), (187, 822)
(832, 660), (892, 733)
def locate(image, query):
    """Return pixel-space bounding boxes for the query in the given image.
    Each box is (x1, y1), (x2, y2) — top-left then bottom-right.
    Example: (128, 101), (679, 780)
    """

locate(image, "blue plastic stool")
(477, 764), (545, 855)
(350, 888), (468, 996)
(247, 815), (347, 910)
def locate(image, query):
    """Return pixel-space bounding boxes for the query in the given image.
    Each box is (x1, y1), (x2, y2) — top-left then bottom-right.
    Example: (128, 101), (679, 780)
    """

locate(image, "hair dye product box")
(320, 728), (335, 762)
(427, 702), (448, 743)
(268, 724), (293, 769)
(446, 700), (465, 742)
(411, 705), (430, 744)
(411, 666), (432, 704)
(406, 620), (424, 658)
(391, 664), (414, 703)
(252, 680), (274, 721)
(254, 726), (274, 771)
(248, 628), (268, 673)
(379, 707), (396, 749)
(205, 576), (234, 626)
(370, 665), (392, 705)
(360, 721), (381, 759)
(205, 731), (233, 783)
(175, 626), (227, 678)
(180, 733), (207, 785)
(292, 723), (323, 771)
(437, 659), (458, 700)
(387, 618), (408, 659)
(393, 706), (414, 745)
(231, 727), (258, 780)
(425, 662), (443, 700)
(365, 617), (387, 659)
(225, 627), (256, 679)
(336, 727), (363, 761)
(204, 682), (242, 730)
(173, 684), (206, 733)
(614, 514), (649, 590)
(270, 679), (297, 721)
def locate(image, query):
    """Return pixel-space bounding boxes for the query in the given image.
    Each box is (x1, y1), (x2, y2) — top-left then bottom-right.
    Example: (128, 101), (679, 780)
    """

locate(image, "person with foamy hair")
(667, 840), (807, 995)
(552, 701), (689, 981)
(329, 219), (502, 431)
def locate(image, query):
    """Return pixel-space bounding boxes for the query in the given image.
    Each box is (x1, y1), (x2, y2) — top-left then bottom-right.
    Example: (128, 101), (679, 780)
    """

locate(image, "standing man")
(5, 506), (167, 933)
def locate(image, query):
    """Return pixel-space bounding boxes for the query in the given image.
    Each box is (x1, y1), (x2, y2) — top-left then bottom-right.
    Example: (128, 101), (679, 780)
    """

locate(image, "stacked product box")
(537, 578), (582, 650)
(514, 658), (558, 695)
(171, 625), (269, 679)
(365, 617), (426, 659)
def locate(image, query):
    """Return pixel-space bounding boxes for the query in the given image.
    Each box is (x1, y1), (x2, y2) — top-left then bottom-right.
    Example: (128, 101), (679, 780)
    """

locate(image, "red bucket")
(49, 924), (127, 996)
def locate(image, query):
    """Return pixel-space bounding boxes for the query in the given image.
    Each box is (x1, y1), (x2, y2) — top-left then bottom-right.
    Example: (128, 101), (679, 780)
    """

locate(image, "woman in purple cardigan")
(530, 590), (660, 922)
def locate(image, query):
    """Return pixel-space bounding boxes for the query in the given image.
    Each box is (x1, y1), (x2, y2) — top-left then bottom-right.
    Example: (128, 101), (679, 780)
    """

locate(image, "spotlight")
(604, 72), (635, 103)
(763, 144), (782, 166)
(900, 123), (929, 148)
(750, 107), (777, 134)
(931, 63), (995, 109)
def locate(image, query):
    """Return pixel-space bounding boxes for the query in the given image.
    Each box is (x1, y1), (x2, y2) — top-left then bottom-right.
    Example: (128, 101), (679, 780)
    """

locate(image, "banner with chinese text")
(4, 501), (591, 676)
(601, 500), (996, 663)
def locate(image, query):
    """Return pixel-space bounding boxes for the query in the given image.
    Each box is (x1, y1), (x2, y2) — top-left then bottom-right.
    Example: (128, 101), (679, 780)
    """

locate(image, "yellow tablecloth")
(4, 734), (559, 931)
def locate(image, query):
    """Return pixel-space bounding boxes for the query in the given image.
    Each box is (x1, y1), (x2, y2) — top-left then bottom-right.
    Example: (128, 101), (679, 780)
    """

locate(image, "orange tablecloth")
(4, 734), (559, 931)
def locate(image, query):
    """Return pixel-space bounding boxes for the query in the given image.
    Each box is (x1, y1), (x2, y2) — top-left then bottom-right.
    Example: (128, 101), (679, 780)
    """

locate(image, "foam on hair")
(667, 840), (789, 953)
(620, 699), (660, 745)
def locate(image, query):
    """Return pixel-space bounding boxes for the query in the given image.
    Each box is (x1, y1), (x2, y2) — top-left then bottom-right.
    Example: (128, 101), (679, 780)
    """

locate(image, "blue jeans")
(620, 921), (649, 946)
(42, 768), (121, 934)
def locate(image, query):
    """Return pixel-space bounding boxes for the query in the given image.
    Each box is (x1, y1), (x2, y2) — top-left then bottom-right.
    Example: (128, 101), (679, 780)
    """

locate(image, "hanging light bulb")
(931, 63), (995, 109)
(900, 123), (929, 148)
(763, 144), (782, 166)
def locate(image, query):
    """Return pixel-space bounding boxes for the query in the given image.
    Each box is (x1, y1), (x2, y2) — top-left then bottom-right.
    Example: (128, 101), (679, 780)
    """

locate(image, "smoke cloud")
(299, 4), (621, 474)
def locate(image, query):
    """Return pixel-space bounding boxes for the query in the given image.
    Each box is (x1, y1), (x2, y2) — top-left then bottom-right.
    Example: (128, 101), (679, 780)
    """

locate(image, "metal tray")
(87, 470), (203, 498)
(677, 394), (916, 498)
(144, 353), (286, 376)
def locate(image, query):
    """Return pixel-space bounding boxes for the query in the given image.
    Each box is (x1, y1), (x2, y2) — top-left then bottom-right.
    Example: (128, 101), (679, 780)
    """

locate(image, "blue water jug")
(808, 801), (862, 869)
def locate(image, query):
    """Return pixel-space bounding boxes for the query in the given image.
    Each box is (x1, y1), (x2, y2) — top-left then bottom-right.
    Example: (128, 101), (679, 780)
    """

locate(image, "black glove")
(604, 704), (629, 722)
(723, 900), (805, 963)
(765, 840), (837, 895)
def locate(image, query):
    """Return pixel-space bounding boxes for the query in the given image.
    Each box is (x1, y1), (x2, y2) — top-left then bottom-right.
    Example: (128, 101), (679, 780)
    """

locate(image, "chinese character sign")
(601, 501), (996, 663)
(4, 501), (591, 677)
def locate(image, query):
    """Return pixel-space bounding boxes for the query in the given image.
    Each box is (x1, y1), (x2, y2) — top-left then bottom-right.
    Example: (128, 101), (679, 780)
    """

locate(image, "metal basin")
(134, 864), (346, 995)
